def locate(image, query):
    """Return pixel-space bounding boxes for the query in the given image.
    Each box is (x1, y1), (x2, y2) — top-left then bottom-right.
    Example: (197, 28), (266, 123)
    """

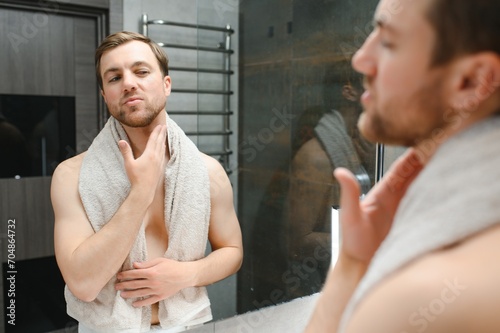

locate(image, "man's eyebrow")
(102, 67), (119, 78)
(131, 61), (153, 69)
(374, 18), (398, 35)
(102, 61), (153, 78)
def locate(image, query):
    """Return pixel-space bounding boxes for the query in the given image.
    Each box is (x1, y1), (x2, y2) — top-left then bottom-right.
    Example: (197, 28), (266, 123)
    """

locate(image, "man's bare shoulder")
(346, 223), (500, 333)
(51, 153), (89, 221)
(52, 152), (86, 185)
(292, 138), (334, 183)
(199, 152), (223, 173)
(199, 152), (228, 183)
(199, 152), (232, 199)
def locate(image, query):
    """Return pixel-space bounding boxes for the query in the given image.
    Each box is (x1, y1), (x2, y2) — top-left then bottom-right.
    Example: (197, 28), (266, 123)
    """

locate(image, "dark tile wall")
(237, 0), (379, 313)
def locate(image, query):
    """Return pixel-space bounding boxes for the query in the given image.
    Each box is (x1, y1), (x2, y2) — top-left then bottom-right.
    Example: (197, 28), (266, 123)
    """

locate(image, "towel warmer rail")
(142, 14), (234, 174)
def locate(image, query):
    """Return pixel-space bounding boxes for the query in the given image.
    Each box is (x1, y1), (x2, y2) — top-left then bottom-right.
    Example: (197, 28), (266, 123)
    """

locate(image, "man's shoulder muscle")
(199, 152), (231, 197)
(199, 152), (224, 174)
(51, 153), (86, 208)
(52, 153), (85, 183)
(346, 223), (500, 333)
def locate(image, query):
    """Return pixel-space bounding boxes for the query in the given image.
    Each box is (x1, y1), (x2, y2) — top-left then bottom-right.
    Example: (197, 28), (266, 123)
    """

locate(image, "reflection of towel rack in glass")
(141, 14), (234, 174)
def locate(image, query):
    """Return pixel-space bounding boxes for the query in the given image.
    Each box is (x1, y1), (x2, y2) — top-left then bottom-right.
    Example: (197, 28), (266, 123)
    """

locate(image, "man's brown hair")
(426, 0), (500, 66)
(95, 31), (169, 88)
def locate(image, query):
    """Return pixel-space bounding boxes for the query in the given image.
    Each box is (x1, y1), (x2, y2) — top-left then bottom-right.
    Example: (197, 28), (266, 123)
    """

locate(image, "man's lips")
(360, 90), (372, 105)
(123, 97), (143, 106)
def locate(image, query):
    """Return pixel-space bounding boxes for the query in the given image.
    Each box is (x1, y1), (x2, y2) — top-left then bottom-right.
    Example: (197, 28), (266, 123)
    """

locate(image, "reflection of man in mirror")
(248, 60), (376, 308)
(307, 0), (500, 332)
(0, 103), (30, 178)
(51, 31), (243, 332)
(285, 62), (375, 298)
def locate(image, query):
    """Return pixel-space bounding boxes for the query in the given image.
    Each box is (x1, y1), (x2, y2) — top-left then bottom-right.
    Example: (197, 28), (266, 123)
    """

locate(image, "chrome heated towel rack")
(142, 14), (234, 173)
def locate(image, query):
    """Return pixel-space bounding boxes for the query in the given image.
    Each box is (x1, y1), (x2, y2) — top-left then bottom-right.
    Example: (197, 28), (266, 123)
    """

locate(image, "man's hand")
(118, 124), (167, 203)
(335, 148), (423, 264)
(304, 148), (424, 333)
(115, 258), (196, 307)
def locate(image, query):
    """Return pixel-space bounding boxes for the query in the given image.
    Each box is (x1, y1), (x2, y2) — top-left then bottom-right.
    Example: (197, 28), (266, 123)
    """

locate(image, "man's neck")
(414, 102), (500, 165)
(121, 112), (167, 158)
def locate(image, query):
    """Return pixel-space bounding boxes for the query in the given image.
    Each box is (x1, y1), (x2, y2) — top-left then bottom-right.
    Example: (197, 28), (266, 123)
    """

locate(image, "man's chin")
(357, 114), (378, 143)
(117, 116), (154, 128)
(357, 113), (409, 146)
(114, 110), (158, 128)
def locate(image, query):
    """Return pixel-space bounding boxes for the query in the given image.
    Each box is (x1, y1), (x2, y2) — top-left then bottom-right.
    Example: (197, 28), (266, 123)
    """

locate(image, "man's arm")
(52, 124), (168, 302)
(115, 154), (243, 307)
(193, 153), (244, 284)
(305, 148), (423, 332)
(288, 138), (335, 261)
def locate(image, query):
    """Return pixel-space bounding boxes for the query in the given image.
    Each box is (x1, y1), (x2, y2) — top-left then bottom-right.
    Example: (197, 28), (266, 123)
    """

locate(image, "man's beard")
(113, 98), (166, 128)
(358, 78), (447, 147)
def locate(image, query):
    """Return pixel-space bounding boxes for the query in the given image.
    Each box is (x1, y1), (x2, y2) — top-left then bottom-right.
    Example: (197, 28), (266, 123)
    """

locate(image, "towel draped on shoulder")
(66, 116), (212, 332)
(339, 114), (500, 332)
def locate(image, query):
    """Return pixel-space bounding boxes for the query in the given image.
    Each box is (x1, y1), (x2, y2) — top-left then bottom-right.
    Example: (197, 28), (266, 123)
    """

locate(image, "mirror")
(0, 0), (383, 331)
(235, 0), (379, 315)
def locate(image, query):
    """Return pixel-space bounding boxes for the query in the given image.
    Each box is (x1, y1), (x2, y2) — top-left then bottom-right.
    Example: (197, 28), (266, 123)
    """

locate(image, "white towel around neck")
(339, 115), (500, 332)
(66, 116), (212, 332)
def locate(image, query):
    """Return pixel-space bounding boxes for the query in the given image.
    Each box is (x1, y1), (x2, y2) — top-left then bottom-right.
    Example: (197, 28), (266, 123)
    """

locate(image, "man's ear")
(163, 76), (172, 96)
(100, 89), (107, 103)
(449, 52), (500, 112)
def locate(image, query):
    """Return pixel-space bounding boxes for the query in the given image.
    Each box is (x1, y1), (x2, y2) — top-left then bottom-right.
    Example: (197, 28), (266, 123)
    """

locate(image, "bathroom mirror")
(0, 0), (382, 331)
(234, 0), (379, 316)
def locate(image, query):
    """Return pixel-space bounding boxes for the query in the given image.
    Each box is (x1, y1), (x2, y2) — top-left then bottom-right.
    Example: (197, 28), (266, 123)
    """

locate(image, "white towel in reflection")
(314, 110), (370, 194)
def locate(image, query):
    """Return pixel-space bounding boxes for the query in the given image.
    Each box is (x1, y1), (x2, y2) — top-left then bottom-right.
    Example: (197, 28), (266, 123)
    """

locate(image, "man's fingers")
(133, 258), (162, 269)
(132, 295), (161, 308)
(118, 140), (133, 164)
(119, 287), (150, 298)
(115, 278), (145, 290)
(144, 124), (166, 153)
(159, 124), (167, 143)
(116, 268), (145, 281)
(156, 124), (167, 155)
(334, 167), (362, 218)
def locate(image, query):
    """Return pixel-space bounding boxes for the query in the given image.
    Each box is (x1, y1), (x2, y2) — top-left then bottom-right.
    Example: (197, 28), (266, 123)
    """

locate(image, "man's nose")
(122, 73), (137, 92)
(352, 33), (377, 77)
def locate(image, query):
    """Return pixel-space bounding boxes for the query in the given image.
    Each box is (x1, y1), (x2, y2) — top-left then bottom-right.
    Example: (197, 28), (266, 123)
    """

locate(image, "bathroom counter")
(188, 293), (320, 333)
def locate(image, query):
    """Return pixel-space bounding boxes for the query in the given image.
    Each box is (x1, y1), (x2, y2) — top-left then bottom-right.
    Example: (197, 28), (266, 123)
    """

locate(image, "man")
(306, 0), (500, 332)
(51, 31), (243, 332)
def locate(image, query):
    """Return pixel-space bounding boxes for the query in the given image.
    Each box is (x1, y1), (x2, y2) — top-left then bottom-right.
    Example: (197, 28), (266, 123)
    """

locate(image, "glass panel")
(0, 95), (75, 179)
(236, 0), (379, 313)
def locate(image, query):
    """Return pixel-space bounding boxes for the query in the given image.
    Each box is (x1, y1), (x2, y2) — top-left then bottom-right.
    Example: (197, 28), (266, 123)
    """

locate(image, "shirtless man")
(306, 0), (500, 332)
(51, 31), (242, 332)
